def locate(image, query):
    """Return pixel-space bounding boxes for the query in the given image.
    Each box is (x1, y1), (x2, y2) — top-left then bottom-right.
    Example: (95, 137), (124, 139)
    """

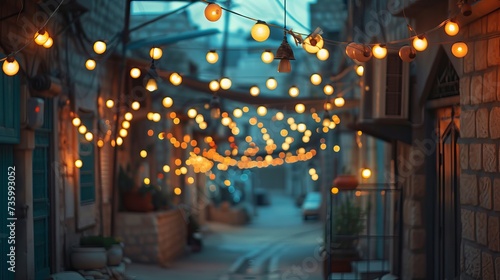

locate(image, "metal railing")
(325, 184), (402, 280)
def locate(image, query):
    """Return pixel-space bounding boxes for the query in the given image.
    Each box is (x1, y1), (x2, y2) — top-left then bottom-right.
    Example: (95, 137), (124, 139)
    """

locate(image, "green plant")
(331, 195), (366, 250)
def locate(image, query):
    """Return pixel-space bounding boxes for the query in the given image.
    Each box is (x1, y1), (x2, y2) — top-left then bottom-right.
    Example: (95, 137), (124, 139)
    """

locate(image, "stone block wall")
(397, 143), (427, 280)
(116, 209), (187, 266)
(459, 8), (500, 280)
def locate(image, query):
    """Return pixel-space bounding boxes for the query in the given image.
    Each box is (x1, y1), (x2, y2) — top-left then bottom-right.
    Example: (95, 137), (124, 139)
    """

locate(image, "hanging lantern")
(145, 78), (157, 92)
(275, 33), (295, 73)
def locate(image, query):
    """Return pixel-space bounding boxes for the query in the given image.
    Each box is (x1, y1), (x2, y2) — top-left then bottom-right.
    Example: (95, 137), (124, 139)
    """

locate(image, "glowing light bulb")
(445, 21), (459, 36)
(257, 106), (267, 116)
(206, 50), (219, 64)
(323, 84), (334, 96)
(220, 77), (232, 90)
(334, 96), (345, 107)
(288, 86), (299, 97)
(361, 168), (372, 179)
(93, 40), (106, 54)
(303, 34), (324, 54)
(451, 42), (468, 58)
(43, 37), (53, 49)
(372, 44), (387, 59)
(266, 77), (277, 90)
(295, 103), (305, 114)
(412, 36), (428, 51)
(146, 78), (157, 92)
(34, 30), (49, 45)
(250, 86), (260, 96)
(150, 47), (162, 60)
(169, 72), (182, 86)
(251, 21), (270, 42)
(106, 99), (114, 108)
(316, 48), (329, 61)
(261, 50), (274, 63)
(310, 73), (322, 85)
(75, 159), (83, 168)
(130, 68), (141, 78)
(209, 80), (220, 92)
(162, 97), (173, 108)
(2, 57), (19, 76)
(356, 65), (364, 76)
(85, 59), (96, 70)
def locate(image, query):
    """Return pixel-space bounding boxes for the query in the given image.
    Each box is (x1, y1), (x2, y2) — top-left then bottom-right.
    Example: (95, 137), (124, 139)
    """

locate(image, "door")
(32, 98), (53, 279)
(436, 107), (460, 280)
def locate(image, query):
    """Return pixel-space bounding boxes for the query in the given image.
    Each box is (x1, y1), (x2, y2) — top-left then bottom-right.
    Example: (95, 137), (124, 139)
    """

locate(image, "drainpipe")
(111, 0), (131, 237)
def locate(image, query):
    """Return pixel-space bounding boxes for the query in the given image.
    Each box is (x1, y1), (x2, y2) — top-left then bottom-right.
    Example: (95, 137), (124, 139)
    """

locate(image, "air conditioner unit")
(360, 52), (409, 121)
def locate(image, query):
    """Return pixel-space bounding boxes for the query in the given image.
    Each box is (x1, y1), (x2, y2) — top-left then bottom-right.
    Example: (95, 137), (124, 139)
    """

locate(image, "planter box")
(116, 209), (187, 266)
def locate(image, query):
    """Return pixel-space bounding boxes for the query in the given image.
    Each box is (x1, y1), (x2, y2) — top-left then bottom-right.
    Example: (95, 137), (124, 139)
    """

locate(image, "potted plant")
(333, 167), (359, 190)
(118, 165), (155, 212)
(324, 193), (366, 275)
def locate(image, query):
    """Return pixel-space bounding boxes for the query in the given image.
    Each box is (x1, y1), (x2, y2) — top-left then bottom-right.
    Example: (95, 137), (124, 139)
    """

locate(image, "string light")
(261, 50), (274, 63)
(399, 45), (416, 62)
(206, 50), (219, 64)
(220, 77), (232, 90)
(130, 68), (141, 78)
(251, 21), (270, 42)
(412, 36), (428, 51)
(209, 80), (220, 91)
(169, 72), (182, 86)
(93, 40), (107, 54)
(250, 85), (260, 96)
(288, 85), (299, 97)
(444, 20), (459, 36)
(323, 84), (334, 95)
(316, 48), (329, 60)
(2, 56), (20, 76)
(451, 42), (468, 58)
(355, 65), (364, 76)
(150, 47), (163, 60)
(266, 77), (278, 90)
(163, 97), (173, 108)
(85, 59), (96, 70)
(372, 44), (387, 59)
(204, 3), (222, 22)
(43, 37), (53, 49)
(334, 96), (345, 107)
(310, 73), (322, 85)
(34, 29), (50, 45)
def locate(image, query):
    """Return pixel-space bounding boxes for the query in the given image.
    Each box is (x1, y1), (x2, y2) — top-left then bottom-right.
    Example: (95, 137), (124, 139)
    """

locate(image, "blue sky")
(132, 0), (317, 34)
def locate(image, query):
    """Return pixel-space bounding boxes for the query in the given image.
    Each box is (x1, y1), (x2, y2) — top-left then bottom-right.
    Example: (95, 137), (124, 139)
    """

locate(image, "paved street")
(126, 191), (324, 280)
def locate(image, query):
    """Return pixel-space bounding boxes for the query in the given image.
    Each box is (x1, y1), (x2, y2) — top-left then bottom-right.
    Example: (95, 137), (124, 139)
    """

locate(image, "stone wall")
(459, 8), (500, 280)
(116, 209), (187, 266)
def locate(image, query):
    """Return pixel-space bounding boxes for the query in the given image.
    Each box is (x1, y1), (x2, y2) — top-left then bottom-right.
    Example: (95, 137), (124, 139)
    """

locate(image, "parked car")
(301, 192), (321, 220)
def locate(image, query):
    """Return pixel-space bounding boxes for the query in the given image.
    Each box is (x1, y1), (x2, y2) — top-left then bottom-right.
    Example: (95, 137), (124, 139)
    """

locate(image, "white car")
(301, 192), (321, 220)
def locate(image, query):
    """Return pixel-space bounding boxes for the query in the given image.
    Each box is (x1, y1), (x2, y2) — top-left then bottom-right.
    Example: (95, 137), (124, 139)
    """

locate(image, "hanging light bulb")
(355, 65), (364, 76)
(251, 21), (270, 42)
(361, 168), (372, 179)
(334, 96), (345, 107)
(209, 80), (220, 91)
(169, 72), (182, 86)
(261, 50), (274, 64)
(93, 40), (107, 54)
(85, 59), (96, 70)
(322, 110), (331, 127)
(106, 99), (114, 108)
(288, 85), (299, 97)
(205, 2), (222, 22)
(372, 44), (387, 59)
(145, 78), (157, 92)
(34, 29), (50, 45)
(150, 47), (163, 60)
(295, 103), (305, 114)
(310, 73), (322, 85)
(399, 45), (417, 62)
(162, 97), (173, 108)
(451, 42), (468, 58)
(220, 77), (232, 90)
(412, 36), (428, 51)
(275, 33), (295, 73)
(43, 37), (53, 49)
(206, 50), (219, 64)
(75, 159), (83, 169)
(210, 95), (221, 119)
(2, 56), (20, 76)
(130, 68), (141, 78)
(445, 20), (459, 36)
(303, 33), (324, 54)
(257, 106), (267, 116)
(316, 48), (329, 61)
(250, 85), (260, 96)
(266, 77), (278, 90)
(323, 84), (334, 96)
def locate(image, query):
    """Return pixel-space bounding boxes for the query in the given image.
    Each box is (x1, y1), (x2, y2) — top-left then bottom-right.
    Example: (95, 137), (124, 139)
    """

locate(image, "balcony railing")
(325, 184), (402, 280)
